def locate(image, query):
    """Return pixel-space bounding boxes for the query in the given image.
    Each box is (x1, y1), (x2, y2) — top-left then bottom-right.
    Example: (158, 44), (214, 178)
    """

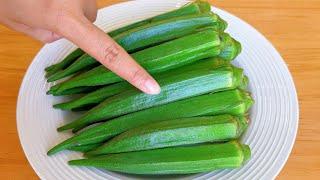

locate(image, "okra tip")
(237, 116), (249, 135)
(47, 85), (60, 95)
(68, 160), (77, 166)
(83, 152), (95, 158)
(45, 66), (52, 72)
(239, 76), (249, 90)
(72, 127), (81, 133)
(246, 98), (254, 112)
(53, 103), (69, 110)
(84, 148), (102, 157)
(57, 125), (71, 132)
(243, 92), (254, 112)
(46, 90), (53, 95)
(241, 144), (251, 163)
(47, 74), (60, 82)
(47, 147), (60, 156)
(47, 142), (73, 156)
(49, 84), (59, 90)
(196, 0), (211, 13)
(218, 33), (242, 61)
(57, 121), (82, 132)
(45, 64), (57, 72)
(68, 159), (86, 166)
(217, 16), (228, 31)
(235, 39), (242, 55)
(45, 72), (53, 78)
(46, 90), (62, 97)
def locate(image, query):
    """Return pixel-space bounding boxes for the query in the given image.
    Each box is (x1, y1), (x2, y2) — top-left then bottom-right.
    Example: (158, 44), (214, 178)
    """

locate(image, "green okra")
(48, 29), (238, 95)
(45, 0), (212, 76)
(239, 75), (249, 90)
(69, 141), (251, 175)
(86, 115), (248, 156)
(47, 54), (99, 82)
(219, 32), (242, 60)
(115, 13), (224, 53)
(45, 49), (84, 77)
(67, 143), (103, 153)
(47, 13), (225, 82)
(53, 59), (230, 110)
(47, 88), (253, 155)
(49, 86), (101, 96)
(108, 0), (212, 37)
(53, 82), (131, 110)
(57, 59), (245, 132)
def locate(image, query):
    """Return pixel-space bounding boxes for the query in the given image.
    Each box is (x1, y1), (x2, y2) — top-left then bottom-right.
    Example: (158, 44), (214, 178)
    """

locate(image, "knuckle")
(101, 43), (120, 65)
(41, 32), (60, 43)
(90, 14), (97, 22)
(131, 69), (147, 86)
(39, 35), (53, 44)
(42, 38), (54, 43)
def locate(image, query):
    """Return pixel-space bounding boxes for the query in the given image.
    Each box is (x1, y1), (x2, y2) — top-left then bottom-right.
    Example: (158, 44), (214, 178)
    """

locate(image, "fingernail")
(144, 79), (161, 95)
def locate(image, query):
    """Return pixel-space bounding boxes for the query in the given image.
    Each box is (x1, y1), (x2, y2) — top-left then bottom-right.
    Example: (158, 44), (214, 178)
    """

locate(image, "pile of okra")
(46, 0), (254, 175)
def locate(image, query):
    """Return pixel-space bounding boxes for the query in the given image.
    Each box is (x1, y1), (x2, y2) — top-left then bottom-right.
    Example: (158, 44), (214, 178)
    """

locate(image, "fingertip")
(143, 79), (161, 95)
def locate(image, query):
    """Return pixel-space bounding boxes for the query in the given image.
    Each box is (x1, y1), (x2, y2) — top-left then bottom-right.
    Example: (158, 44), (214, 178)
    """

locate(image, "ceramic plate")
(17, 0), (299, 179)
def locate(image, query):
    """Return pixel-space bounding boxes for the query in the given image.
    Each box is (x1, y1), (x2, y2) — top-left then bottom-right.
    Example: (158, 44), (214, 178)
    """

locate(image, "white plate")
(16, 0), (299, 179)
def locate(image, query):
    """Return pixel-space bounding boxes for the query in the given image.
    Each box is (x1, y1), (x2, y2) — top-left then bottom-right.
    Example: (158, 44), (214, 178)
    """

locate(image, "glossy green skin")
(47, 54), (99, 82)
(70, 105), (96, 112)
(67, 143), (103, 153)
(50, 38), (241, 96)
(115, 13), (222, 53)
(57, 59), (244, 132)
(44, 1), (210, 75)
(47, 13), (225, 83)
(49, 86), (100, 96)
(52, 59), (228, 110)
(108, 0), (211, 37)
(45, 49), (84, 77)
(69, 141), (251, 175)
(49, 29), (222, 94)
(240, 76), (249, 90)
(49, 31), (241, 95)
(47, 88), (253, 155)
(53, 82), (131, 110)
(219, 32), (242, 60)
(86, 115), (247, 156)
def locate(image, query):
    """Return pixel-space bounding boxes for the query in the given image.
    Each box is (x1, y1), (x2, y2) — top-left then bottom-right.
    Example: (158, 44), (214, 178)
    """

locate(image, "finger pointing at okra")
(54, 14), (161, 95)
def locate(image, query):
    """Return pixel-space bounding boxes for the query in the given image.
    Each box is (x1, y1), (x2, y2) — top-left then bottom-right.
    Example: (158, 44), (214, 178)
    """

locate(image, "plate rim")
(16, 0), (300, 179)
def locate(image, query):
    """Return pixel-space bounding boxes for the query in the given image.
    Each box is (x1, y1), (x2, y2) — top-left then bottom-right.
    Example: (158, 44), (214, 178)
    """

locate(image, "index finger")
(56, 14), (161, 94)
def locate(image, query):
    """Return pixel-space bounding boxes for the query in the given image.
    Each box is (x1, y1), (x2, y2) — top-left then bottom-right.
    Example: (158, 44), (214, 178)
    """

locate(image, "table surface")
(1, 0), (319, 179)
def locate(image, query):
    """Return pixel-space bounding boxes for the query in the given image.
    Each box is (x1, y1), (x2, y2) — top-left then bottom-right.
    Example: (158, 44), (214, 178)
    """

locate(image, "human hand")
(0, 0), (161, 94)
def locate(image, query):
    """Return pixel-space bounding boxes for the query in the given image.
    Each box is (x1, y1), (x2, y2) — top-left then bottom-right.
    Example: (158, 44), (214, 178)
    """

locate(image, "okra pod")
(47, 13), (225, 82)
(86, 115), (248, 156)
(48, 29), (237, 95)
(45, 0), (212, 75)
(57, 59), (244, 132)
(69, 141), (251, 175)
(47, 89), (253, 155)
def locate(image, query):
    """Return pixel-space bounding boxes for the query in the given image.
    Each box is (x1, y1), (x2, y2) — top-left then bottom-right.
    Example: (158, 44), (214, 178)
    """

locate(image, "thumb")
(55, 14), (160, 94)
